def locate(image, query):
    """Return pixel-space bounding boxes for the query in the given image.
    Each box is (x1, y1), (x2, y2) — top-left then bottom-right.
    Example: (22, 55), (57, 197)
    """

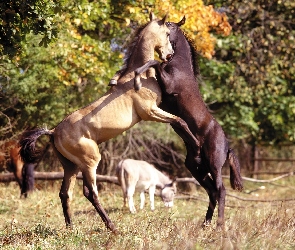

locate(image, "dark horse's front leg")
(134, 60), (201, 164)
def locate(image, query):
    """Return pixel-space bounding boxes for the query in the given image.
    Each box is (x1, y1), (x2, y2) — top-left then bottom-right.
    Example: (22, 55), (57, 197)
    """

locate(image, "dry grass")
(0, 177), (295, 249)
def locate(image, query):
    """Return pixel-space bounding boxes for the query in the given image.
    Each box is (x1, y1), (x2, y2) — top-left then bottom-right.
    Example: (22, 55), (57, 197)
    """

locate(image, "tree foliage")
(202, 0), (295, 144)
(0, 0), (58, 58)
(155, 0), (232, 59)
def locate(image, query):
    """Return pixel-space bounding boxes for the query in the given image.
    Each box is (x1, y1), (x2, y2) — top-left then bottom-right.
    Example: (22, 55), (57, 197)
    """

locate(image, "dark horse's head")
(165, 16), (186, 48)
(165, 17), (200, 77)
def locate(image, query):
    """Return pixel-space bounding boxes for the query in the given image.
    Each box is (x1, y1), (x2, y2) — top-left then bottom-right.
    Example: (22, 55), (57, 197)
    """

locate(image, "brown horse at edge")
(0, 140), (35, 197)
(19, 13), (201, 234)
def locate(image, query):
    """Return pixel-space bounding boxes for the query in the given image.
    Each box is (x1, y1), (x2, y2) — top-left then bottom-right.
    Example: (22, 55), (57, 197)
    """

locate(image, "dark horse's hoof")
(195, 156), (201, 165)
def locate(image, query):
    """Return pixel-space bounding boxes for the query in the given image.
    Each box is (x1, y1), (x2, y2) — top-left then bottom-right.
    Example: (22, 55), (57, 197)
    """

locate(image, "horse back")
(54, 76), (162, 147)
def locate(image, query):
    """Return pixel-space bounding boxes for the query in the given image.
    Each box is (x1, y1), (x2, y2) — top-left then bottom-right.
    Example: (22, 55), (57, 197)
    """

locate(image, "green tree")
(1, 0), (127, 137)
(0, 0), (59, 58)
(202, 0), (295, 145)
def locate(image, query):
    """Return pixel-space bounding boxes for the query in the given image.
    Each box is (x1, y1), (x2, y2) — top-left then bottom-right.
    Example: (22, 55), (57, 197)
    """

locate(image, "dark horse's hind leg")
(201, 171), (226, 228)
(184, 147), (226, 229)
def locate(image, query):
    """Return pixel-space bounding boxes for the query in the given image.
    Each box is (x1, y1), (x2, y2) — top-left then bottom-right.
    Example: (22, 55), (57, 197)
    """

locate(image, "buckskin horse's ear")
(177, 16), (186, 26)
(149, 12), (155, 21)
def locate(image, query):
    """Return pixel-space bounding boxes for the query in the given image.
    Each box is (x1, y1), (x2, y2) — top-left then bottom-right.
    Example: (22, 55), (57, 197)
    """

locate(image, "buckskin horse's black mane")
(118, 22), (149, 74)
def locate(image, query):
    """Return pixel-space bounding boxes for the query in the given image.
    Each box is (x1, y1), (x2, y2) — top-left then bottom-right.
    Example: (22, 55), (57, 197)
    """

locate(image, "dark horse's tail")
(228, 148), (243, 191)
(19, 127), (54, 164)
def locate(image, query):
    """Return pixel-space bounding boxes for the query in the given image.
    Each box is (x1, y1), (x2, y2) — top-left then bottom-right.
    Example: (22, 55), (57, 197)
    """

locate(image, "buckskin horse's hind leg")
(56, 159), (79, 228)
(82, 167), (118, 234)
(53, 143), (80, 228)
(59, 166), (79, 227)
(75, 139), (118, 233)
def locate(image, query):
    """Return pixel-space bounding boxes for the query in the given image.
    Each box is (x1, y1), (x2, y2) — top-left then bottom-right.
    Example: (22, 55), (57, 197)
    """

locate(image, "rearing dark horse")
(133, 17), (243, 229)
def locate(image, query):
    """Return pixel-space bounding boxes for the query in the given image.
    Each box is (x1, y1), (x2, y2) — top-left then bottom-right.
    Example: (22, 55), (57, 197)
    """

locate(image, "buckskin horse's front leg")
(134, 60), (161, 90)
(109, 68), (126, 86)
(143, 104), (201, 161)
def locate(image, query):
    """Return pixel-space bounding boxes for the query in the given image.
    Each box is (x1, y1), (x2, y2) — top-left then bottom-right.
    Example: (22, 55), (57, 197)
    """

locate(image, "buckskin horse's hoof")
(134, 76), (142, 91)
(112, 228), (120, 235)
(202, 220), (211, 229)
(109, 79), (117, 86)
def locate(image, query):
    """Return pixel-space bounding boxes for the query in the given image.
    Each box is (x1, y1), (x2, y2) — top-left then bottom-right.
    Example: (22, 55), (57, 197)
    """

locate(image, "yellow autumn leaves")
(155, 0), (231, 59)
(127, 0), (232, 59)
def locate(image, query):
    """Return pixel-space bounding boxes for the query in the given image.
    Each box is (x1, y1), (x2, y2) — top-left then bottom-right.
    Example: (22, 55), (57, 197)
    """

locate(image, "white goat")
(116, 159), (177, 213)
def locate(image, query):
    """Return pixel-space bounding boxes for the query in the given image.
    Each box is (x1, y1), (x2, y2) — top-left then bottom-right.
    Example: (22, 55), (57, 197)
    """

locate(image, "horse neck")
(173, 32), (213, 121)
(127, 33), (156, 72)
(173, 32), (197, 78)
(155, 170), (171, 188)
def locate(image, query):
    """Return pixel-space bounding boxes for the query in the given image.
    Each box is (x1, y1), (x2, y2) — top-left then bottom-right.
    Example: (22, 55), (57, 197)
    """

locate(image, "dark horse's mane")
(182, 31), (201, 78)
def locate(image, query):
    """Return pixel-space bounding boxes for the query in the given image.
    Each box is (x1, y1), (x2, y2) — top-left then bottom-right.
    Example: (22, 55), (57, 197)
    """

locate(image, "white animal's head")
(160, 181), (177, 207)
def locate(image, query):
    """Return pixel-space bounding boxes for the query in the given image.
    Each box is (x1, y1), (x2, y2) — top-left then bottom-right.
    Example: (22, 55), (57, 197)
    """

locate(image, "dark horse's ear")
(158, 14), (168, 25)
(177, 16), (186, 26)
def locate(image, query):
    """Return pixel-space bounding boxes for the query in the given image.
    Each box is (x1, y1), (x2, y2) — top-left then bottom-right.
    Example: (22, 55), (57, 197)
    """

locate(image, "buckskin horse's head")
(147, 12), (174, 62)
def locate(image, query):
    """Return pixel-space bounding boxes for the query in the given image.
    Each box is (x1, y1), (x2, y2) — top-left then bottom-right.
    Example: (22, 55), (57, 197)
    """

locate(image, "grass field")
(0, 176), (294, 249)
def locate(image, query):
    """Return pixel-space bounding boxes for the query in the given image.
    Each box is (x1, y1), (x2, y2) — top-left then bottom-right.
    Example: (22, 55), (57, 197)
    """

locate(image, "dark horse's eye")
(166, 22), (172, 27)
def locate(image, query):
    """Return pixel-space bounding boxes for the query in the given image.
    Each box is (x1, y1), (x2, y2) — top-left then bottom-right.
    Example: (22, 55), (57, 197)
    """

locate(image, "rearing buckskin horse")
(19, 13), (200, 234)
(133, 17), (243, 229)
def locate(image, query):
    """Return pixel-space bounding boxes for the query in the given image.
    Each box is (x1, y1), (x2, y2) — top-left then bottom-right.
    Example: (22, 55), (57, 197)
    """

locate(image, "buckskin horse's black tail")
(19, 127), (54, 164)
(228, 148), (243, 191)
